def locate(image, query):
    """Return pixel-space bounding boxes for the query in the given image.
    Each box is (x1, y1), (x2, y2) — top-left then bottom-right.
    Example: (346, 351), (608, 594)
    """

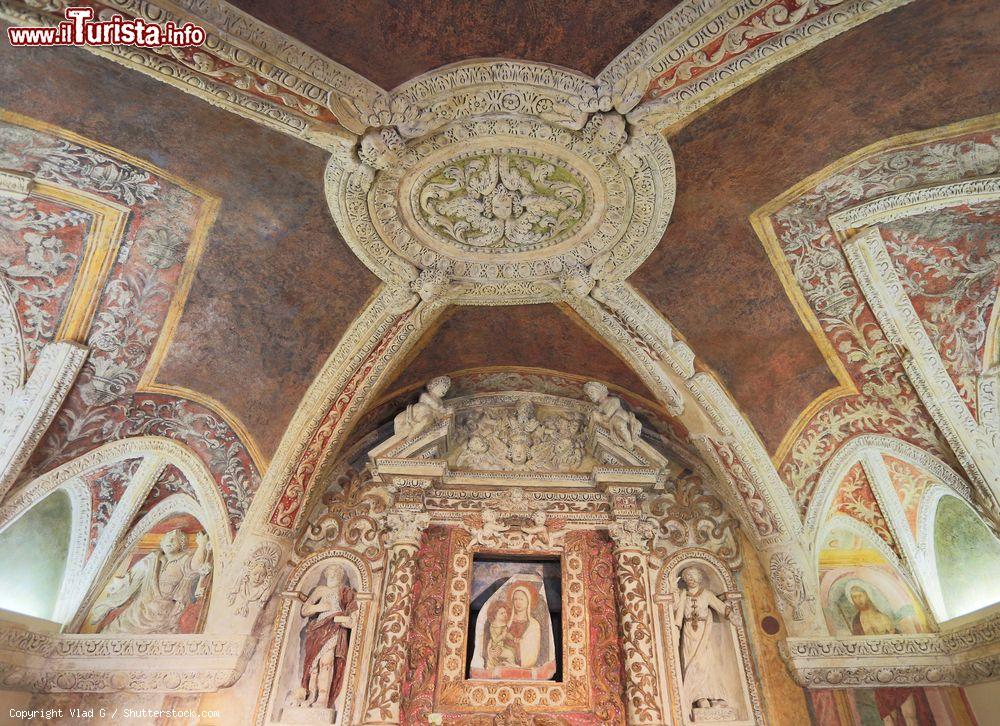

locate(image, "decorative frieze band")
(782, 608), (1000, 687)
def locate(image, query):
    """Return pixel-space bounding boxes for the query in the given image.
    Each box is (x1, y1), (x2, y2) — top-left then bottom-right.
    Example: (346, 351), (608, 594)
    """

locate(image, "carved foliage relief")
(417, 152), (590, 253)
(761, 126), (1000, 510)
(0, 115), (259, 530)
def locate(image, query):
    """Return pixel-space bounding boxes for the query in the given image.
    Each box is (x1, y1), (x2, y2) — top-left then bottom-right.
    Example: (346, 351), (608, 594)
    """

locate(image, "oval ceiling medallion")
(326, 61), (676, 305)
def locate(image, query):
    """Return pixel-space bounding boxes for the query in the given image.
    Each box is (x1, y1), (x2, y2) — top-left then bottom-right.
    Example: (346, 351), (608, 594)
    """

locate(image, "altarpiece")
(256, 383), (763, 725)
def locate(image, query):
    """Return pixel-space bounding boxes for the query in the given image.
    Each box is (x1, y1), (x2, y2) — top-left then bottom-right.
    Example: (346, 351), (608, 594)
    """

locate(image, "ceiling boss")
(325, 61), (675, 306)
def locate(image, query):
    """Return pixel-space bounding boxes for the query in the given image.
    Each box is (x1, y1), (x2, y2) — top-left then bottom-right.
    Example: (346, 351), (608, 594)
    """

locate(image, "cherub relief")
(584, 381), (642, 451)
(393, 376), (451, 438)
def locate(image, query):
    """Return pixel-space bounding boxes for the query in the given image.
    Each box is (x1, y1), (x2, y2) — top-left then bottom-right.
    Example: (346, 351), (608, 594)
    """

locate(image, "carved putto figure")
(583, 381), (642, 451)
(89, 528), (212, 634)
(288, 563), (358, 712)
(393, 376), (451, 438)
(671, 566), (739, 720)
(471, 507), (510, 545)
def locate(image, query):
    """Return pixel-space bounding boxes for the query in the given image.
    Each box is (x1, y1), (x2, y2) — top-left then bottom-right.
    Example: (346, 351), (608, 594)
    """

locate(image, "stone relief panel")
(80, 512), (212, 635)
(451, 399), (588, 472)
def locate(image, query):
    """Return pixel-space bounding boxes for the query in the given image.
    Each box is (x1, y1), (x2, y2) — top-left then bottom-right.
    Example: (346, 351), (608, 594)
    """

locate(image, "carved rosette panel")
(610, 546), (664, 725)
(326, 68), (676, 305)
(363, 541), (422, 723)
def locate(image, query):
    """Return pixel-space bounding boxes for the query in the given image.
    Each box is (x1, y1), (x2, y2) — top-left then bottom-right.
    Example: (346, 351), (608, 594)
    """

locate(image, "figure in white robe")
(672, 566), (738, 713)
(89, 528), (212, 634)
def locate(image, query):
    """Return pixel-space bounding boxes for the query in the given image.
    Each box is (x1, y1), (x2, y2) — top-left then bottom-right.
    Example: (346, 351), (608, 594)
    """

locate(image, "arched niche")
(74, 499), (214, 635)
(654, 550), (762, 726)
(0, 489), (72, 621)
(816, 519), (931, 637)
(927, 494), (1000, 620)
(256, 550), (375, 726)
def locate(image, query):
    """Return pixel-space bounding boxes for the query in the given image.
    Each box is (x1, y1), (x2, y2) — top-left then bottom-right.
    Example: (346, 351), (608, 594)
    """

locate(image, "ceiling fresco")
(632, 0), (1000, 455)
(226, 0), (683, 90)
(0, 39), (380, 461)
(0, 0), (998, 712)
(384, 305), (656, 400)
(0, 0), (995, 527)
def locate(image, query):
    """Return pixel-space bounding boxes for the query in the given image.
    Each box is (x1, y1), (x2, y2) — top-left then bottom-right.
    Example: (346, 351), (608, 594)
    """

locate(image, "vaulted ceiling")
(226, 0), (683, 89)
(1, 0), (997, 530)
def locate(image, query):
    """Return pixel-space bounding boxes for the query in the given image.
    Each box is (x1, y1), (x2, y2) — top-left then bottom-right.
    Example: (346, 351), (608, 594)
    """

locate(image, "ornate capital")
(383, 509), (431, 548)
(608, 517), (657, 552)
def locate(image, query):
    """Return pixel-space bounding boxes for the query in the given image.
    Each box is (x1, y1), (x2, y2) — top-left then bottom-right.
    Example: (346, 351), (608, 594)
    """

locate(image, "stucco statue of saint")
(671, 566), (739, 716)
(393, 376), (451, 438)
(583, 381), (642, 451)
(292, 564), (358, 711)
(89, 528), (212, 634)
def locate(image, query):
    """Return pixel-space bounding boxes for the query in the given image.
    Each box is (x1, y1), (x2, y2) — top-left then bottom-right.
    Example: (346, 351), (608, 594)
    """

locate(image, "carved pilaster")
(362, 509), (430, 724)
(608, 517), (665, 725)
(0, 341), (88, 500)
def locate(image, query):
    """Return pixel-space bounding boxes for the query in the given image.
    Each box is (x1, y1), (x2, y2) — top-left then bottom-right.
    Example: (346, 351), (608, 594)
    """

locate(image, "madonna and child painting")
(468, 558), (560, 681)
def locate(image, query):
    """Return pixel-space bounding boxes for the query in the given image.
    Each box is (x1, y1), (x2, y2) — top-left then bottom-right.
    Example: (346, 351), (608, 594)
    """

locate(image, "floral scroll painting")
(467, 557), (561, 681)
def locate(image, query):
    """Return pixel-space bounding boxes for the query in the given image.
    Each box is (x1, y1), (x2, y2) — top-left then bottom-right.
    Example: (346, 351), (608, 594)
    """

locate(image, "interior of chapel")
(0, 0), (997, 724)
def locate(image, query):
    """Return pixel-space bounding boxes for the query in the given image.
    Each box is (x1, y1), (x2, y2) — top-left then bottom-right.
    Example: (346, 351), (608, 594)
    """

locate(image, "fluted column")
(362, 507), (430, 724)
(608, 512), (665, 725)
